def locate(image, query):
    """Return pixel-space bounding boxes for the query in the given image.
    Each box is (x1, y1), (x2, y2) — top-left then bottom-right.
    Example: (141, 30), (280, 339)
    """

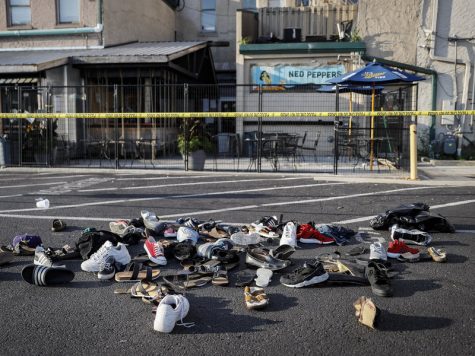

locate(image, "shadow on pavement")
(391, 278), (442, 297)
(378, 311), (452, 332)
(184, 295), (281, 334)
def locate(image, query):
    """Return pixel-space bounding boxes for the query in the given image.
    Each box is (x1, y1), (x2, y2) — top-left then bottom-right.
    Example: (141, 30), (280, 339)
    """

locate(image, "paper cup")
(36, 198), (50, 209)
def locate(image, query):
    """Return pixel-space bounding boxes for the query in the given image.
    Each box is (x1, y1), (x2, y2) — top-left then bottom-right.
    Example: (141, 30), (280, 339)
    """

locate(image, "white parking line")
(77, 176), (311, 192)
(115, 174), (237, 181)
(0, 175), (90, 181)
(0, 182), (347, 214)
(0, 181), (67, 189)
(0, 194), (23, 199)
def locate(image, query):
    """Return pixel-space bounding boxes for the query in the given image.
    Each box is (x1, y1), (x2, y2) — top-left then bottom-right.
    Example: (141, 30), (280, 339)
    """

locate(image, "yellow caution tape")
(0, 110), (474, 119)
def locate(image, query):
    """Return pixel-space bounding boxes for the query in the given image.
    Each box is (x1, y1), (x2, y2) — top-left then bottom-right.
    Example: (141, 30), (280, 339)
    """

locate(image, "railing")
(258, 3), (357, 41)
(0, 83), (414, 175)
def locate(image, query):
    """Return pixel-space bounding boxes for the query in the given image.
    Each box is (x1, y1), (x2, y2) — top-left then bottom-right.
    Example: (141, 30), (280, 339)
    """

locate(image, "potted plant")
(177, 118), (214, 170)
(23, 118), (58, 164)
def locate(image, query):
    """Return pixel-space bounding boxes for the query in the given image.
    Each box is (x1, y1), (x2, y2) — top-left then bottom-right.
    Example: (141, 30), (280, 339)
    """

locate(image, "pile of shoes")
(1, 201), (453, 333)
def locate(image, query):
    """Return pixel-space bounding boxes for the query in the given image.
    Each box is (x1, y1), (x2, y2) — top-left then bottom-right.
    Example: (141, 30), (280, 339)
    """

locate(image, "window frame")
(200, 0), (216, 32)
(56, 0), (81, 25)
(7, 0), (31, 27)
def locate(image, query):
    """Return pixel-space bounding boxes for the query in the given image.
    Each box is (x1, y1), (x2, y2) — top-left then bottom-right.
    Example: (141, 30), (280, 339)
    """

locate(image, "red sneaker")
(144, 237), (167, 265)
(387, 240), (419, 258)
(297, 224), (335, 245)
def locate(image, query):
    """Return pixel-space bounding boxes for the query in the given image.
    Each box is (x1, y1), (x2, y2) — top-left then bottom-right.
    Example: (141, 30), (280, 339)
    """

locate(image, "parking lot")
(0, 171), (474, 355)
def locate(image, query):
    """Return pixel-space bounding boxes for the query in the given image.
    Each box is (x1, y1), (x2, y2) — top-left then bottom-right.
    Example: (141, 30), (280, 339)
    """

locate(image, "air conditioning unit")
(283, 28), (301, 42)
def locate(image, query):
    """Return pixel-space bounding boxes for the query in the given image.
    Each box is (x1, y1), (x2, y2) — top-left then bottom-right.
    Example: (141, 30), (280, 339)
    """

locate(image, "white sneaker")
(141, 210), (161, 231)
(230, 231), (263, 246)
(81, 241), (131, 272)
(154, 294), (194, 333)
(280, 222), (297, 248)
(176, 227), (199, 245)
(34, 246), (64, 268)
(369, 242), (387, 261)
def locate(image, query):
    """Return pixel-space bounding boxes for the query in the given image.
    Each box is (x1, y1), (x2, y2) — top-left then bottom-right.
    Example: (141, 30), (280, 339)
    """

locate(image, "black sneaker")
(98, 256), (116, 280)
(280, 260), (329, 288)
(365, 261), (393, 297)
(173, 240), (197, 261)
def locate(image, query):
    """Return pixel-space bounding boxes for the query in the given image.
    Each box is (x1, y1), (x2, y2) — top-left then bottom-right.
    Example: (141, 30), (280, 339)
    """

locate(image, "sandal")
(249, 224), (279, 239)
(162, 273), (212, 289)
(235, 269), (256, 287)
(114, 262), (160, 282)
(130, 280), (161, 299)
(254, 268), (273, 287)
(51, 219), (67, 232)
(211, 267), (229, 286)
(244, 286), (269, 310)
(427, 247), (447, 263)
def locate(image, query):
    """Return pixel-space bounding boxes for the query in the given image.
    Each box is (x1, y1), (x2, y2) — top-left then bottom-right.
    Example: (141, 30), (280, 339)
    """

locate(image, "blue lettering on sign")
(251, 65), (346, 86)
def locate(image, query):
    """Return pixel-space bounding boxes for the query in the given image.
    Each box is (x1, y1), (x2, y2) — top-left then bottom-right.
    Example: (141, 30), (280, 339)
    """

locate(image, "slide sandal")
(212, 268), (229, 286)
(130, 280), (161, 299)
(0, 251), (14, 266)
(255, 268), (273, 287)
(235, 269), (256, 287)
(21, 264), (74, 286)
(162, 273), (211, 289)
(114, 263), (160, 282)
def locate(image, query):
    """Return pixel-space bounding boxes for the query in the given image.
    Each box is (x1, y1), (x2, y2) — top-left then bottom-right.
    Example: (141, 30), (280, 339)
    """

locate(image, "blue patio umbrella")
(326, 62), (425, 170)
(318, 84), (384, 137)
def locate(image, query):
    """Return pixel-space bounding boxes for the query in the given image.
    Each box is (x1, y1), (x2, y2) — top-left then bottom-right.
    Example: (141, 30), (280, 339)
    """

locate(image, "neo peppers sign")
(251, 64), (346, 90)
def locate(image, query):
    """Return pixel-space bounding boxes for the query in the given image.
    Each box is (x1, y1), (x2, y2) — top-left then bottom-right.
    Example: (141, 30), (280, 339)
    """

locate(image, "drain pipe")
(428, 0), (472, 156)
(0, 0), (103, 41)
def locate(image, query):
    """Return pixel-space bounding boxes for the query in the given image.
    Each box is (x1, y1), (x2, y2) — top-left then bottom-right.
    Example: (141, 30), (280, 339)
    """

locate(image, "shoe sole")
(145, 248), (167, 266)
(281, 272), (329, 288)
(298, 238), (333, 245)
(98, 271), (115, 280)
(386, 251), (401, 258)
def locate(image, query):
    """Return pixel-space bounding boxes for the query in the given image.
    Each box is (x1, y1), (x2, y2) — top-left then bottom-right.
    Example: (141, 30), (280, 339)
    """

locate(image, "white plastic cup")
(35, 198), (50, 209)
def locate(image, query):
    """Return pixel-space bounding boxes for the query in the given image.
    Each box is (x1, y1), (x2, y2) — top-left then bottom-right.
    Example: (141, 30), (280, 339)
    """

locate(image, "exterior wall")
(176, 0), (241, 71)
(103, 0), (175, 46)
(357, 0), (475, 151)
(0, 0), (100, 48)
(0, 0), (176, 49)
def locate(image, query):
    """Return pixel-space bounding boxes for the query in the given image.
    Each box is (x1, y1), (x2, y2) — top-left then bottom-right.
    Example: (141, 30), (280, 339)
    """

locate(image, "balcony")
(239, 2), (358, 45)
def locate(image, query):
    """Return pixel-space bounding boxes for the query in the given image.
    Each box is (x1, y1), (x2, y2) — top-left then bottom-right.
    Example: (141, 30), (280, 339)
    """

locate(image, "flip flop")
(212, 268), (229, 286)
(51, 219), (67, 232)
(130, 280), (161, 299)
(254, 268), (273, 287)
(21, 264), (74, 286)
(114, 263), (160, 282)
(0, 251), (14, 266)
(162, 273), (211, 289)
(235, 269), (256, 287)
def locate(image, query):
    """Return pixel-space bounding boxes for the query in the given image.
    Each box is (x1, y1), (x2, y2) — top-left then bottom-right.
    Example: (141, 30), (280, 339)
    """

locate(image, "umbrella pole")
(369, 86), (375, 171)
(349, 92), (353, 138)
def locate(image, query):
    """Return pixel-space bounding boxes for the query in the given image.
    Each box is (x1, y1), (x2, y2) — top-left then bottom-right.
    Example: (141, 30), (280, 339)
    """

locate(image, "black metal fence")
(0, 84), (414, 175)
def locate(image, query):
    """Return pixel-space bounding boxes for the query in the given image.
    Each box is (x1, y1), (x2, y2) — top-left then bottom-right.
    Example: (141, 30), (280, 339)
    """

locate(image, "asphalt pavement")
(0, 169), (474, 355)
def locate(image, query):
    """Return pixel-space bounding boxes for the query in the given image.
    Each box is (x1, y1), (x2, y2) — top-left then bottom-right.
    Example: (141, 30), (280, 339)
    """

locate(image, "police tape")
(0, 110), (474, 119)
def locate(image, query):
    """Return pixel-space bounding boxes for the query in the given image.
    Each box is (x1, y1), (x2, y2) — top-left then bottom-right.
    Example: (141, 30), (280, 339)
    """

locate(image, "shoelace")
(91, 244), (111, 261)
(175, 298), (195, 328)
(99, 258), (114, 272)
(153, 242), (164, 257)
